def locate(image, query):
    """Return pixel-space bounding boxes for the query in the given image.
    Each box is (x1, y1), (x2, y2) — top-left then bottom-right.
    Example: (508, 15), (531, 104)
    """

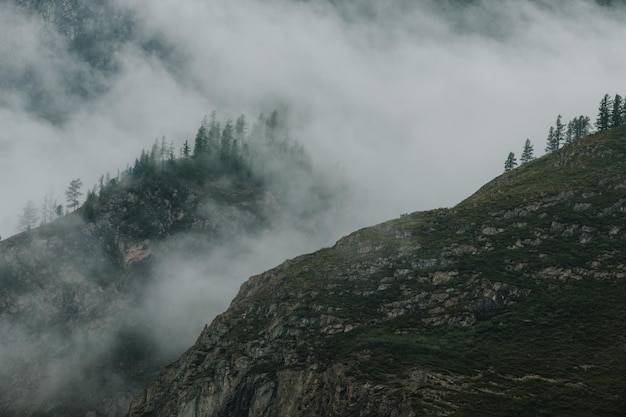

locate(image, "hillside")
(129, 126), (626, 417)
(0, 113), (343, 417)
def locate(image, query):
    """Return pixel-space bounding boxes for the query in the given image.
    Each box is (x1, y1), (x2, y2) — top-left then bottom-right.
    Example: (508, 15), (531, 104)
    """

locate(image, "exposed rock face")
(129, 127), (626, 417)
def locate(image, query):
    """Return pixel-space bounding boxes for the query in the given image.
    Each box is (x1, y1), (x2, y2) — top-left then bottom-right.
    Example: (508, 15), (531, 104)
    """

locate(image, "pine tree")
(554, 115), (564, 149)
(182, 140), (191, 159)
(207, 111), (221, 153)
(504, 152), (517, 172)
(611, 94), (623, 128)
(596, 94), (612, 131)
(193, 119), (209, 157)
(520, 139), (534, 163)
(65, 178), (83, 212)
(574, 115), (590, 140)
(545, 126), (558, 153)
(220, 120), (234, 168)
(565, 120), (575, 145)
(565, 116), (590, 144)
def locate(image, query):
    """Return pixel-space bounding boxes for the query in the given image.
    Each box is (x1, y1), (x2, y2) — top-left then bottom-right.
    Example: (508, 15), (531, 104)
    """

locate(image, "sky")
(1, 0), (626, 240)
(2, 0), (626, 411)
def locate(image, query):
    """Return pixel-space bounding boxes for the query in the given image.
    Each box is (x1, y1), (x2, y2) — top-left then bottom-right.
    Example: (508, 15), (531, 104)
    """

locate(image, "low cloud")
(2, 0), (626, 237)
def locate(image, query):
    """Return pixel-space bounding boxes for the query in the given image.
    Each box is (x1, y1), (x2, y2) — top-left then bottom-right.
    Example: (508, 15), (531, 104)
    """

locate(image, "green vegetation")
(77, 109), (338, 244)
(211, 120), (626, 416)
(505, 92), (624, 171)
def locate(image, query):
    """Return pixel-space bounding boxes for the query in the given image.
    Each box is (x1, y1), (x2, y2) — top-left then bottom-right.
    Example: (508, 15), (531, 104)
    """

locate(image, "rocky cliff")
(129, 126), (626, 417)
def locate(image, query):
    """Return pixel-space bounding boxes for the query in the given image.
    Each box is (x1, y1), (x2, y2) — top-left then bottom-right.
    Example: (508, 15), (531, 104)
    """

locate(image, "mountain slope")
(129, 126), (626, 417)
(0, 115), (343, 417)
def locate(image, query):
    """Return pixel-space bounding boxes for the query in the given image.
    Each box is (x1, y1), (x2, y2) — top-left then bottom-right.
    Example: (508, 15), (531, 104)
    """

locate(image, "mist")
(1, 0), (626, 414)
(1, 0), (625, 239)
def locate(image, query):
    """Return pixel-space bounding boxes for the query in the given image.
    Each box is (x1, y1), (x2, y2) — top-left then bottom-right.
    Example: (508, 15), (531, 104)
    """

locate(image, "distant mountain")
(2, 0), (176, 123)
(0, 112), (344, 417)
(129, 126), (626, 417)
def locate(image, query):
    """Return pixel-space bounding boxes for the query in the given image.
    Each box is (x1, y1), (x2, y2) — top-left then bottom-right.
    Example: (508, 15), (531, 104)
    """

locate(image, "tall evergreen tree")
(596, 94), (612, 131)
(545, 126), (558, 153)
(220, 120), (234, 168)
(520, 139), (534, 163)
(575, 115), (591, 140)
(182, 140), (191, 159)
(193, 122), (209, 157)
(611, 94), (623, 128)
(565, 120), (575, 145)
(65, 178), (83, 212)
(504, 152), (517, 172)
(554, 115), (564, 149)
(565, 115), (590, 144)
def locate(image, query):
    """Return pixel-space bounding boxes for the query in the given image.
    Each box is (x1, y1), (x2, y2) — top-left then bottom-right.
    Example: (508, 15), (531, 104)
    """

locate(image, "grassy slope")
(279, 127), (626, 415)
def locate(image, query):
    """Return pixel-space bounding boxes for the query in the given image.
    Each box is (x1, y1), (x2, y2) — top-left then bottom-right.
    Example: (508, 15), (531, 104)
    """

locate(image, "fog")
(1, 0), (625, 240)
(1, 0), (626, 414)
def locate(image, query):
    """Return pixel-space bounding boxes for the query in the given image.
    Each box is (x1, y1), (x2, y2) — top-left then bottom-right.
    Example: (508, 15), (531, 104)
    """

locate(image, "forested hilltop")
(0, 110), (345, 417)
(82, 110), (331, 240)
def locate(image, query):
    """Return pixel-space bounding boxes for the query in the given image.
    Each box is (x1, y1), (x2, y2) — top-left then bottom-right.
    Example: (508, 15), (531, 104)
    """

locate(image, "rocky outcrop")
(128, 127), (626, 417)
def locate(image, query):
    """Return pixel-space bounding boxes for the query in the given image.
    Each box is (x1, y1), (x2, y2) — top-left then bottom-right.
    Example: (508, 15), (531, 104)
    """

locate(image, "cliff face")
(129, 127), (626, 417)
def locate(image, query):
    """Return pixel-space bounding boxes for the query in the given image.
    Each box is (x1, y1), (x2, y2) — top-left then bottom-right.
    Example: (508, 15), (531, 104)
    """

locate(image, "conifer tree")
(545, 126), (558, 153)
(65, 178), (83, 212)
(193, 122), (208, 157)
(565, 120), (575, 145)
(182, 140), (191, 159)
(611, 94), (623, 128)
(504, 152), (517, 172)
(520, 139), (534, 163)
(574, 115), (590, 140)
(220, 120), (234, 168)
(554, 115), (564, 148)
(596, 94), (612, 131)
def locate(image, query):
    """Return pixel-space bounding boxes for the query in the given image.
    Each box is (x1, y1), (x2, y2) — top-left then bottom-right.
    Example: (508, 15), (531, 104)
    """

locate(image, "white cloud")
(2, 0), (626, 237)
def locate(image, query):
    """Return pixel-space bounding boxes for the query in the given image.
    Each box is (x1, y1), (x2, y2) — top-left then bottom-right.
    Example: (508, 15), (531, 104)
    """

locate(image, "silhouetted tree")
(182, 140), (191, 159)
(554, 115), (564, 148)
(520, 139), (534, 163)
(596, 94), (612, 131)
(504, 152), (517, 172)
(65, 178), (83, 212)
(193, 119), (209, 157)
(207, 111), (221, 154)
(611, 94), (623, 128)
(545, 126), (558, 153)
(565, 115), (591, 144)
